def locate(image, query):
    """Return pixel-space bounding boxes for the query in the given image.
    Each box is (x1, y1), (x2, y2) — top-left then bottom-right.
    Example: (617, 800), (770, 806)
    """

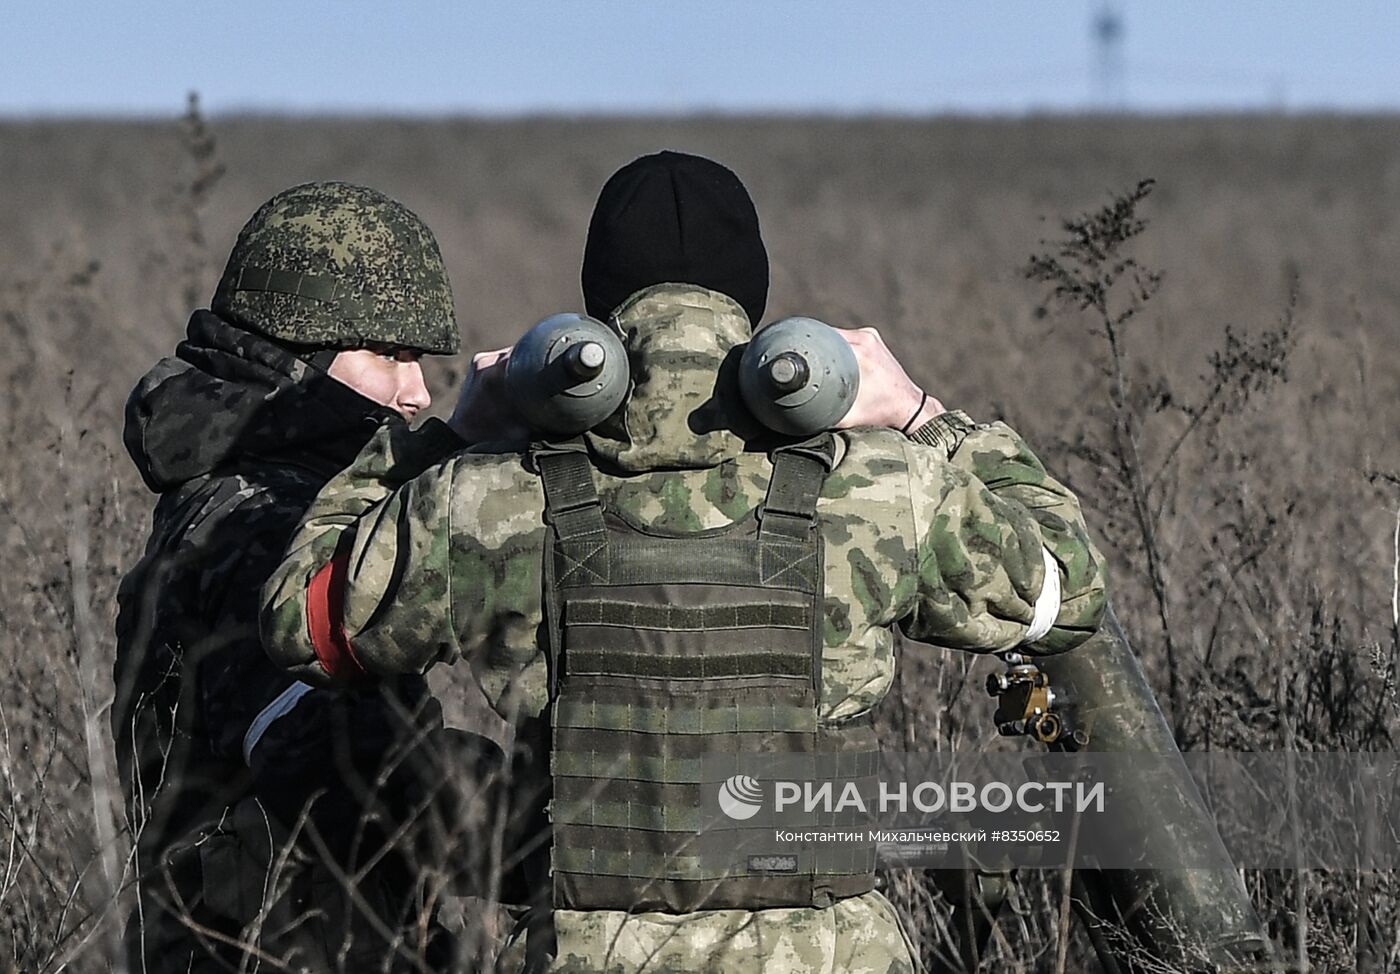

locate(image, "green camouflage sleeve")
(259, 418), (465, 685)
(896, 421), (1107, 656)
(319, 441), (549, 711)
(924, 411), (1107, 654)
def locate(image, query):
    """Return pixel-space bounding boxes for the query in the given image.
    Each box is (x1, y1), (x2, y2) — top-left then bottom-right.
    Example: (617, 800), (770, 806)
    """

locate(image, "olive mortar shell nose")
(564, 341), (606, 379)
(767, 352), (810, 393)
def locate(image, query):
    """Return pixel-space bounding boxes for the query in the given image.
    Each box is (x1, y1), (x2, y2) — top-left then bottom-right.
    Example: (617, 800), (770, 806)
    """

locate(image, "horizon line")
(4, 105), (1400, 123)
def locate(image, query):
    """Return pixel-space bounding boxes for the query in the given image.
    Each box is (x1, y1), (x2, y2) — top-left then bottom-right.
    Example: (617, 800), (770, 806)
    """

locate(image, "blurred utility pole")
(1092, 1), (1126, 110)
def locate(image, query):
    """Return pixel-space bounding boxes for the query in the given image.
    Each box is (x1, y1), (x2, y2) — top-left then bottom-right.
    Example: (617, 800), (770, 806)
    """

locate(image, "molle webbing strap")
(561, 597), (816, 681)
(554, 697), (817, 735)
(555, 537), (820, 591)
(221, 266), (373, 320)
(563, 651), (810, 679)
(566, 599), (809, 631)
(759, 435), (837, 542)
(533, 441), (606, 540)
(552, 729), (816, 763)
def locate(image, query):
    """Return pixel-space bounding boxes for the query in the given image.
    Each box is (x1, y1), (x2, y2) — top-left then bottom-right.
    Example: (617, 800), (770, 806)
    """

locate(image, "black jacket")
(114, 310), (441, 857)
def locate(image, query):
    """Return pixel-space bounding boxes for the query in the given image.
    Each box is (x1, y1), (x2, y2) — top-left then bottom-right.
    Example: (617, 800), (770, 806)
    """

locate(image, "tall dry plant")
(1019, 182), (1397, 972)
(178, 91), (226, 313)
(1024, 178), (1295, 734)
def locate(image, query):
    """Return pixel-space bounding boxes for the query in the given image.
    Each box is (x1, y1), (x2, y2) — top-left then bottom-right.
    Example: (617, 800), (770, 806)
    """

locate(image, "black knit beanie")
(581, 150), (768, 327)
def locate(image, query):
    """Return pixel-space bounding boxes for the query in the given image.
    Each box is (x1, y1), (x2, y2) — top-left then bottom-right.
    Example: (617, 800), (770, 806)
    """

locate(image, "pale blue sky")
(4, 1), (1398, 116)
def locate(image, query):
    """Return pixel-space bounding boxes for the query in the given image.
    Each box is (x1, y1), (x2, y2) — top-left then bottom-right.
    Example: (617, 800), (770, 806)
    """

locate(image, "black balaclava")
(581, 150), (769, 327)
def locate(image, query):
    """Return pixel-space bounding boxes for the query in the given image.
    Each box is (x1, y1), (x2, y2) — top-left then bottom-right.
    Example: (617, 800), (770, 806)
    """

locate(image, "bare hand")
(832, 327), (945, 430)
(448, 346), (531, 447)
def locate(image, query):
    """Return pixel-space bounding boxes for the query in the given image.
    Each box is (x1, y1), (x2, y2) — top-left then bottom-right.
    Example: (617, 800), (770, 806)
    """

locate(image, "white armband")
(1024, 546), (1062, 644)
(242, 681), (314, 766)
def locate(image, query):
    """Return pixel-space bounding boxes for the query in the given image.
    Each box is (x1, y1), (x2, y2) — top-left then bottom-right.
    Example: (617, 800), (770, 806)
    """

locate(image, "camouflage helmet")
(211, 181), (460, 354)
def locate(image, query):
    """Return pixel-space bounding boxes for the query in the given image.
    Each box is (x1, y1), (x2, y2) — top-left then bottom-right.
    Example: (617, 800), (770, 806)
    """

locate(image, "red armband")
(305, 549), (370, 682)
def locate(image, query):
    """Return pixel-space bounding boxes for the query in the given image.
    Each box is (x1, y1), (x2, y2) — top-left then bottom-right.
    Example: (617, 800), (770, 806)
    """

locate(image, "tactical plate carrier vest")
(532, 436), (878, 913)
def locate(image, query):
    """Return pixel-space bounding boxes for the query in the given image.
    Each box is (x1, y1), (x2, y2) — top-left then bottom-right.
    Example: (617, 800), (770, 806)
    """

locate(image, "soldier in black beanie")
(581, 150), (770, 327)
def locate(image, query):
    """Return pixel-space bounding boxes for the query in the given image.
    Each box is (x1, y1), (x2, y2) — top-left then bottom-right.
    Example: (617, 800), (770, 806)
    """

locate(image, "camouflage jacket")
(260, 284), (1108, 972)
(114, 310), (440, 861)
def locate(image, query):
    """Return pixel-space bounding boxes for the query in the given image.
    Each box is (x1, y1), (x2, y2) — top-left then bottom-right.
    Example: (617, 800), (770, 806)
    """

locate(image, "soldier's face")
(327, 346), (431, 420)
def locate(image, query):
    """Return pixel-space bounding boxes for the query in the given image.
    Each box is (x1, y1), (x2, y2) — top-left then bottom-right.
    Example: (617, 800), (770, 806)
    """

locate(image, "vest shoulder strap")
(530, 439), (605, 540)
(759, 433), (838, 542)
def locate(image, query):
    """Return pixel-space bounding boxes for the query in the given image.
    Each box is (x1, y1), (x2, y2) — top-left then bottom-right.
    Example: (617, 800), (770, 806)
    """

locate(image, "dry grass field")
(1, 108), (1398, 971)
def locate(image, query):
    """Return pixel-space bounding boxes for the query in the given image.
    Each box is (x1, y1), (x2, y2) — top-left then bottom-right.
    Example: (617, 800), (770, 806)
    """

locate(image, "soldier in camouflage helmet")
(114, 181), (472, 972)
(212, 180), (460, 354)
(259, 154), (1109, 973)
